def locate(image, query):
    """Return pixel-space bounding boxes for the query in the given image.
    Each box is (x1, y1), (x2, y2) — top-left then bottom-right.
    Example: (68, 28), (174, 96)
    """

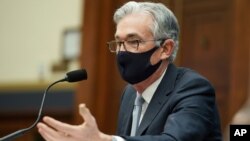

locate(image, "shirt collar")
(137, 68), (167, 104)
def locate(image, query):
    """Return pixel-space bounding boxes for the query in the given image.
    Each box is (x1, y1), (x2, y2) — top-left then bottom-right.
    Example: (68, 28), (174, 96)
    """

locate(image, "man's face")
(115, 13), (155, 53)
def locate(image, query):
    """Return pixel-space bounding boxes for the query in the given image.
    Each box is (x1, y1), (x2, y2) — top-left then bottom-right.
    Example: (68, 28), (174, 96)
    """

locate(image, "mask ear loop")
(155, 38), (167, 47)
(160, 39), (166, 46)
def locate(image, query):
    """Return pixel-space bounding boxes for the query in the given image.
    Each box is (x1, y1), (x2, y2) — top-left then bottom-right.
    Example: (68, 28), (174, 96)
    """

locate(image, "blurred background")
(0, 0), (249, 141)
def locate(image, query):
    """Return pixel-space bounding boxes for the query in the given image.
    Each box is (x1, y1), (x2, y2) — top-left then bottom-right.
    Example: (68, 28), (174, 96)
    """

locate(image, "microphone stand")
(0, 78), (67, 141)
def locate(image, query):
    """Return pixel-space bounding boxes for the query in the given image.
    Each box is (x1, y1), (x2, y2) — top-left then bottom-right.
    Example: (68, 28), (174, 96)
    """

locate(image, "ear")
(159, 39), (175, 60)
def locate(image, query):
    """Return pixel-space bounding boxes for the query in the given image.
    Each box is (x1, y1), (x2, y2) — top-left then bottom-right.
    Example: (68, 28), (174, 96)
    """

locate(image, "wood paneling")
(179, 0), (250, 133)
(228, 0), (250, 121)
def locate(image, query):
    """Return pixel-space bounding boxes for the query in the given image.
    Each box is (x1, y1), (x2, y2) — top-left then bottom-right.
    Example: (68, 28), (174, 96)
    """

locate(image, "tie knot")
(134, 95), (144, 106)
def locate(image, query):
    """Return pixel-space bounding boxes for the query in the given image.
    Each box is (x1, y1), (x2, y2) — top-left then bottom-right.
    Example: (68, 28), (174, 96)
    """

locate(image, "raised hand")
(37, 104), (112, 141)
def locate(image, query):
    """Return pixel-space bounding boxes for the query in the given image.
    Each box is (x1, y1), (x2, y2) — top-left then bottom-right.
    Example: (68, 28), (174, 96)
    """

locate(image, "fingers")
(42, 116), (76, 134)
(79, 104), (95, 125)
(37, 122), (60, 141)
(37, 104), (100, 141)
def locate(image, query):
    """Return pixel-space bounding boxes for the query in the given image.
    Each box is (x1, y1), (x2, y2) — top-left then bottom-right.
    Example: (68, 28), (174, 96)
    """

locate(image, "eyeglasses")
(106, 39), (165, 53)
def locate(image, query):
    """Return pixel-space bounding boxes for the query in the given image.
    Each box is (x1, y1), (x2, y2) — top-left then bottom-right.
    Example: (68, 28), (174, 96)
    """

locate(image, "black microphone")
(0, 69), (88, 141)
(64, 69), (87, 82)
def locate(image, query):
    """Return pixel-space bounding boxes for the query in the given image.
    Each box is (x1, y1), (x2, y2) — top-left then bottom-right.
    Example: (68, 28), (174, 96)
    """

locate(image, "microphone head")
(65, 69), (87, 82)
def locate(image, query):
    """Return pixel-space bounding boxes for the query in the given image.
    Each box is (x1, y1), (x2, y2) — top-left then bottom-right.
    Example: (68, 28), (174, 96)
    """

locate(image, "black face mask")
(116, 47), (162, 84)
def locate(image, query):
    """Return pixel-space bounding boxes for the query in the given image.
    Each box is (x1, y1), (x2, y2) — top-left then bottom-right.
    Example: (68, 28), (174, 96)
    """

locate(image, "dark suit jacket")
(116, 63), (222, 141)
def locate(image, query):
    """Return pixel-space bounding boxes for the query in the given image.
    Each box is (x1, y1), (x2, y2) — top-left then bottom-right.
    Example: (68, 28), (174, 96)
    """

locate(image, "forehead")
(115, 13), (153, 39)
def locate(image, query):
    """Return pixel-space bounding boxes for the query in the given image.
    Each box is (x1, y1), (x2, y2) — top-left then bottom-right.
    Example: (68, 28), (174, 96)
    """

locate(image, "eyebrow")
(115, 33), (141, 40)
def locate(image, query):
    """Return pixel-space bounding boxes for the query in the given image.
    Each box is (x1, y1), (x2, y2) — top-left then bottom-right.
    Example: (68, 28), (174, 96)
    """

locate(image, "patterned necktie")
(130, 94), (144, 136)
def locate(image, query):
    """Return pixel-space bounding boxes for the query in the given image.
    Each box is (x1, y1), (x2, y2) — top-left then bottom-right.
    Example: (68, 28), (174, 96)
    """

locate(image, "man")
(37, 1), (222, 141)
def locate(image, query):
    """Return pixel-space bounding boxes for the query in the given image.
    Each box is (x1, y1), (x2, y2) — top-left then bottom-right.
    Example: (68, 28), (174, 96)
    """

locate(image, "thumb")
(79, 103), (96, 125)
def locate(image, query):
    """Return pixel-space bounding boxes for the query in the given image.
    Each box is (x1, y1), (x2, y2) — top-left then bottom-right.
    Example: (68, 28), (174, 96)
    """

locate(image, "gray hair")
(114, 1), (179, 62)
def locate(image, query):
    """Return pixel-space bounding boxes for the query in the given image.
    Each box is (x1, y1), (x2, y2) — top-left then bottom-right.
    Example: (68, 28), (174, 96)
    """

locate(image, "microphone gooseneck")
(0, 69), (87, 141)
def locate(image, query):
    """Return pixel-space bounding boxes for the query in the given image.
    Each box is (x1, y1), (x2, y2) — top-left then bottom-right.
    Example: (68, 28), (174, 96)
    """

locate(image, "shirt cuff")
(112, 135), (126, 141)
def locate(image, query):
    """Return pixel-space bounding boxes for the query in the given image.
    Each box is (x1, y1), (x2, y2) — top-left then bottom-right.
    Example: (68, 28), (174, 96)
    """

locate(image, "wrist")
(99, 132), (113, 141)
(112, 136), (118, 141)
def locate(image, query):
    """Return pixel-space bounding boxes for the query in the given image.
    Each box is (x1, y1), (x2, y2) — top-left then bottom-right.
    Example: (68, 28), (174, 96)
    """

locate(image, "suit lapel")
(137, 63), (178, 135)
(120, 86), (136, 135)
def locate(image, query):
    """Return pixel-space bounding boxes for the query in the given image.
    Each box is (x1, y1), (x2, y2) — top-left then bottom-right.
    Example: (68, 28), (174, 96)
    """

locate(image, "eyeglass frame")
(106, 38), (167, 53)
